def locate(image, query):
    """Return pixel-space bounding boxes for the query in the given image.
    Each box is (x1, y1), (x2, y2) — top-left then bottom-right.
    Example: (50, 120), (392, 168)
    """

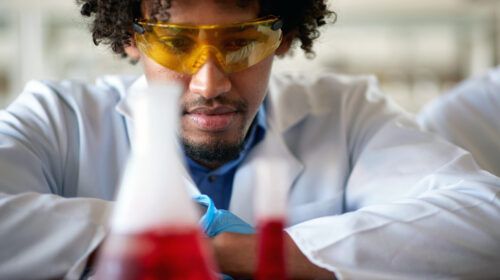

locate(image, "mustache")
(182, 96), (248, 113)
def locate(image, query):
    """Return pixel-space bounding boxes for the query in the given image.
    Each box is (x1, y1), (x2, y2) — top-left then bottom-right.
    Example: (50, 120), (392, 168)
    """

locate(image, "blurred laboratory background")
(0, 0), (499, 111)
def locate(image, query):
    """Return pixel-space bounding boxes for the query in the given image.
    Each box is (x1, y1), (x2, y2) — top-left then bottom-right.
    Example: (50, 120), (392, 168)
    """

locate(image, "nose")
(189, 59), (232, 100)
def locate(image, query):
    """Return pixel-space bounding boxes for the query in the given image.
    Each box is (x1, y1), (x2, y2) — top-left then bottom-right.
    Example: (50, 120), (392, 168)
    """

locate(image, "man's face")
(137, 0), (276, 169)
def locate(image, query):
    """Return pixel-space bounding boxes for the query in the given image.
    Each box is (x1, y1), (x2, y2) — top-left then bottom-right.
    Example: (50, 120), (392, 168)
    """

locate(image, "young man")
(0, 0), (499, 279)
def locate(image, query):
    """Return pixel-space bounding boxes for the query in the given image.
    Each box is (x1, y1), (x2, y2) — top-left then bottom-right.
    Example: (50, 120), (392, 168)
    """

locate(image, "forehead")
(206, 0), (257, 10)
(145, 0), (260, 24)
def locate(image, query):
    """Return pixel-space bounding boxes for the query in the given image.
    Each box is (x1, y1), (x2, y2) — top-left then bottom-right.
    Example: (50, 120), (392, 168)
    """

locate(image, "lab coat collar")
(228, 75), (309, 225)
(228, 120), (305, 226)
(115, 75), (147, 120)
(114, 75), (147, 160)
(266, 74), (312, 133)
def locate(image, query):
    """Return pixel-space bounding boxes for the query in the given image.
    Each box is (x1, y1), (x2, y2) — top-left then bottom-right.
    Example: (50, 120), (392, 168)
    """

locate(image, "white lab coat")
(0, 72), (499, 279)
(418, 67), (500, 177)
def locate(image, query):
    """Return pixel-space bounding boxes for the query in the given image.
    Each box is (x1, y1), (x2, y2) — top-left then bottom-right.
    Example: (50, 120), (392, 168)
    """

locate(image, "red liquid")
(256, 219), (287, 280)
(94, 227), (218, 280)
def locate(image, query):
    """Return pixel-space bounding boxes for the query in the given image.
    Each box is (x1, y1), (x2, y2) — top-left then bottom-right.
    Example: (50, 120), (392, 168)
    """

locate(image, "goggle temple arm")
(132, 0), (145, 34)
(271, 19), (284, 31)
(133, 22), (146, 34)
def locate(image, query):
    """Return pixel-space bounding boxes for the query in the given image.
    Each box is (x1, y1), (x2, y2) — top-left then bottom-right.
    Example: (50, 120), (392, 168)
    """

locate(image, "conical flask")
(254, 142), (288, 280)
(94, 83), (218, 280)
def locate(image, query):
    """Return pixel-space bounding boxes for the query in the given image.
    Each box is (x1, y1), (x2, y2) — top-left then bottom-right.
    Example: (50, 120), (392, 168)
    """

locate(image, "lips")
(188, 106), (237, 115)
(185, 106), (238, 132)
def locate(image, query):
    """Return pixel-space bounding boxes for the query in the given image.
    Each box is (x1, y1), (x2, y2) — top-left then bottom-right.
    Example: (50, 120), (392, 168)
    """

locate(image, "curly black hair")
(77, 0), (334, 58)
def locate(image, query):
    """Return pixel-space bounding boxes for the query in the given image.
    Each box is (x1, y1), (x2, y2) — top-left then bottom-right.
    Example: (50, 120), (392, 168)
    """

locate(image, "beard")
(181, 95), (250, 168)
(182, 136), (244, 168)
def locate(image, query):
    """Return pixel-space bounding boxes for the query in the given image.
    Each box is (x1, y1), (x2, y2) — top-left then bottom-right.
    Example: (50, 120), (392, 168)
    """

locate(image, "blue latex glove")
(194, 194), (255, 238)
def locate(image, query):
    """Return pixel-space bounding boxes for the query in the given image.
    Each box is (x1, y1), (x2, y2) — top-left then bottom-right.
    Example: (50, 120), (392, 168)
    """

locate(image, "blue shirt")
(185, 106), (267, 210)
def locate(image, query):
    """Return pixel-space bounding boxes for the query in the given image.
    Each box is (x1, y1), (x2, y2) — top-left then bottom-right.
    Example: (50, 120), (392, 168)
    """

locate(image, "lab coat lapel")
(266, 73), (312, 133)
(229, 77), (310, 226)
(229, 126), (304, 226)
(115, 75), (149, 150)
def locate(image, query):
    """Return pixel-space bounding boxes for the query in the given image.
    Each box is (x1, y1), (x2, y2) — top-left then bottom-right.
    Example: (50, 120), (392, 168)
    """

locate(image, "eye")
(159, 36), (195, 53)
(223, 38), (256, 51)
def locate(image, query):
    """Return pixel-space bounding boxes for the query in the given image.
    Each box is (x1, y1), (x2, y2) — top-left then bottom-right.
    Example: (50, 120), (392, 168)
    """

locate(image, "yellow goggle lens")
(134, 16), (283, 75)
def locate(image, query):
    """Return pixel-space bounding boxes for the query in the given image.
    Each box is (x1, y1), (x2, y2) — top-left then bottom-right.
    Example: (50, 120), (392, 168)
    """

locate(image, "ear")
(275, 33), (294, 56)
(125, 39), (141, 63)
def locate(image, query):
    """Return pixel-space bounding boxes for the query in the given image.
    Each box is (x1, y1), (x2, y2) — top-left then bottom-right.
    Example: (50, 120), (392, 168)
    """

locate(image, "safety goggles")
(133, 16), (283, 75)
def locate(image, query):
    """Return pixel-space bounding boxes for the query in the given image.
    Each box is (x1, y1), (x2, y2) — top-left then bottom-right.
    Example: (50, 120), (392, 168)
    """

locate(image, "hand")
(194, 195), (255, 237)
